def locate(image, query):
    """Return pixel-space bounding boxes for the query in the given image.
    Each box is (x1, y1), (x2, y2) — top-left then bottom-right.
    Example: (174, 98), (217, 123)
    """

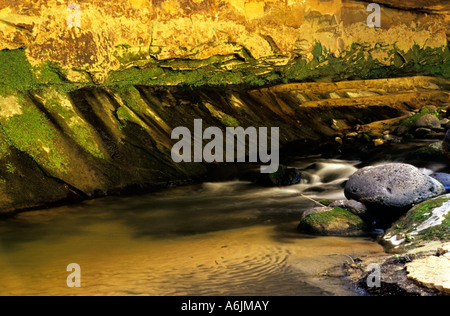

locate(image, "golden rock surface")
(0, 0), (448, 82)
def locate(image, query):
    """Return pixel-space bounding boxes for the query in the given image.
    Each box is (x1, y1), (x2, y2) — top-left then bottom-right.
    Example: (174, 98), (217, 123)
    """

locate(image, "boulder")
(414, 114), (441, 129)
(406, 251), (450, 294)
(256, 165), (302, 187)
(381, 194), (450, 252)
(329, 200), (368, 216)
(414, 141), (444, 159)
(298, 206), (369, 237)
(345, 163), (446, 211)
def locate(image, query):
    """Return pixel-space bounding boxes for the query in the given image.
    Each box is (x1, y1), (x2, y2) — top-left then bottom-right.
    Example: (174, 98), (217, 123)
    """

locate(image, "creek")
(0, 141), (445, 296)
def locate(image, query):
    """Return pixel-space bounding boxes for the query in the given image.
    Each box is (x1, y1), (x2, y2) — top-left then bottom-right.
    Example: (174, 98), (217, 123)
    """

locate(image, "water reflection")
(1, 145), (438, 296)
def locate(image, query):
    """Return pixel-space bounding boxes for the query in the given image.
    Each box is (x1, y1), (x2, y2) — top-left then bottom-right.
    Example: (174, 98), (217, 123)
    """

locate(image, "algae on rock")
(381, 194), (450, 252)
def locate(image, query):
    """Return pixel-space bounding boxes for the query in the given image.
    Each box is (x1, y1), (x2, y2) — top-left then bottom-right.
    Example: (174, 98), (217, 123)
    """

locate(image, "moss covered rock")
(381, 194), (450, 252)
(297, 207), (369, 237)
(0, 77), (448, 214)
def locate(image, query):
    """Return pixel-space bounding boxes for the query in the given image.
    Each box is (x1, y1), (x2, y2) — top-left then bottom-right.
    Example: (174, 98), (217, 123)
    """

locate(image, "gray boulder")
(344, 163), (446, 210)
(414, 114), (441, 129)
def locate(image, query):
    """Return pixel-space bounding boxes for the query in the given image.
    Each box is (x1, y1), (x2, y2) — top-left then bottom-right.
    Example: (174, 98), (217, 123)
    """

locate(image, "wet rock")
(344, 163), (446, 211)
(414, 114), (441, 129)
(420, 105), (438, 114)
(414, 141), (443, 158)
(298, 206), (369, 237)
(430, 173), (450, 190)
(373, 138), (384, 147)
(406, 251), (450, 294)
(331, 119), (351, 132)
(381, 194), (450, 252)
(255, 165), (302, 187)
(349, 244), (450, 296)
(329, 200), (368, 217)
(300, 206), (333, 220)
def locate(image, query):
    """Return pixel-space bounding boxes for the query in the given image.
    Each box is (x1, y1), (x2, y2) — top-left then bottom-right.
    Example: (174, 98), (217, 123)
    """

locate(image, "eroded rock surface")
(0, 0), (448, 83)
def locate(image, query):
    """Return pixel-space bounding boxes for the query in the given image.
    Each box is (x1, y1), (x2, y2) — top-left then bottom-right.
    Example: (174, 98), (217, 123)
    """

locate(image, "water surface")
(1, 143), (443, 296)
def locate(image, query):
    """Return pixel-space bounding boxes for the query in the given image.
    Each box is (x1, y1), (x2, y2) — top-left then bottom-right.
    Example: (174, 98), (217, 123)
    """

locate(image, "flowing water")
(0, 142), (445, 296)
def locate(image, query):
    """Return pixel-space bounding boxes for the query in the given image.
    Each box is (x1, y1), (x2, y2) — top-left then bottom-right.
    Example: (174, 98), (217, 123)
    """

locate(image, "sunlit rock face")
(0, 0), (448, 83)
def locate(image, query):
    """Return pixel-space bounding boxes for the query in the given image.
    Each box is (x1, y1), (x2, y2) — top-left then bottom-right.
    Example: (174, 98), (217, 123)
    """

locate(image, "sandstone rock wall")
(0, 0), (448, 83)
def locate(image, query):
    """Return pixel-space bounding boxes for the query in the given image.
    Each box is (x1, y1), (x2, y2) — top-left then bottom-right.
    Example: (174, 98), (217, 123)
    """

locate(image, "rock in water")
(414, 114), (441, 129)
(430, 173), (450, 190)
(344, 163), (446, 210)
(256, 165), (302, 187)
(298, 207), (369, 237)
(329, 200), (367, 216)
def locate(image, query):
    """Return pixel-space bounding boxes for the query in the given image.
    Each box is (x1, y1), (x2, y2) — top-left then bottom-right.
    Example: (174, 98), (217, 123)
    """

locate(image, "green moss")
(1, 41), (449, 93)
(112, 85), (145, 114)
(404, 197), (450, 241)
(0, 136), (9, 160)
(299, 207), (369, 236)
(413, 141), (443, 158)
(220, 114), (240, 127)
(0, 49), (84, 96)
(70, 123), (105, 159)
(34, 60), (67, 84)
(319, 200), (333, 206)
(304, 207), (365, 226)
(5, 162), (15, 174)
(40, 92), (105, 159)
(420, 105), (439, 116)
(116, 106), (142, 127)
(0, 49), (35, 96)
(0, 97), (68, 173)
(400, 113), (421, 129)
(419, 213), (450, 241)
(386, 196), (450, 248)
(117, 106), (133, 121)
(105, 66), (165, 86)
(400, 106), (441, 130)
(114, 44), (149, 65)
